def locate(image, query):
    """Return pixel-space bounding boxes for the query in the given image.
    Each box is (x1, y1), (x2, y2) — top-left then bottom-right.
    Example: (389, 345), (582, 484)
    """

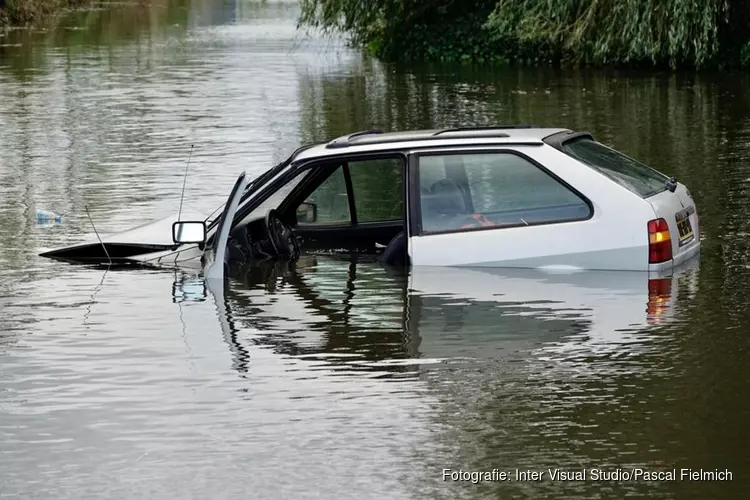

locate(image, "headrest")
(421, 178), (467, 215)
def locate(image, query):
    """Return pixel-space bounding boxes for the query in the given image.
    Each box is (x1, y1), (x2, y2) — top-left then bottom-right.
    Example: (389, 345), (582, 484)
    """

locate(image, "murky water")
(2, 1), (750, 498)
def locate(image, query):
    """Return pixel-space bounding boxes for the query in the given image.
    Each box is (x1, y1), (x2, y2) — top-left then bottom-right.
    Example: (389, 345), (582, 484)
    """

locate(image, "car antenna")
(84, 205), (112, 266)
(177, 144), (194, 222)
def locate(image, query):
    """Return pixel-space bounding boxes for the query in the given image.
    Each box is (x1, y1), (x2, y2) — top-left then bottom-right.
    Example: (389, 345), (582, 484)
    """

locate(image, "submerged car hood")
(39, 210), (207, 263)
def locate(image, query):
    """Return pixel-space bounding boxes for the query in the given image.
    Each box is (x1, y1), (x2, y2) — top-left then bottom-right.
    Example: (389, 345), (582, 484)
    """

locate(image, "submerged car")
(40, 126), (701, 278)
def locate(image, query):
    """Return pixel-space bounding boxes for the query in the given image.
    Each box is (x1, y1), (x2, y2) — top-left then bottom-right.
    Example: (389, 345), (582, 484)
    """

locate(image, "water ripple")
(2, 1), (750, 499)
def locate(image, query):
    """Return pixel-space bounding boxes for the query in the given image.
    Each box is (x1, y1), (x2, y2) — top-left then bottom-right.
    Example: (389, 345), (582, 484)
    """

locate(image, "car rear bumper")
(649, 240), (700, 273)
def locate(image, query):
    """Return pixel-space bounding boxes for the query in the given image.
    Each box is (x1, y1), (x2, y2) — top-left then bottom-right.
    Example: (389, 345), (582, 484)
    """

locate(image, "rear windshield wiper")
(665, 177), (678, 192)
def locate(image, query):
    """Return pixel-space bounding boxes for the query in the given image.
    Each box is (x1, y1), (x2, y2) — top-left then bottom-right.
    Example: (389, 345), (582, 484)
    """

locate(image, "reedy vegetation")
(0, 0), (93, 27)
(298, 0), (750, 69)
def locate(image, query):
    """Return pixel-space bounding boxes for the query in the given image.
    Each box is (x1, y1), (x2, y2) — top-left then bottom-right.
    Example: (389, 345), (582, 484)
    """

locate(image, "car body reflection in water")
(170, 256), (701, 498)
(172, 256), (700, 380)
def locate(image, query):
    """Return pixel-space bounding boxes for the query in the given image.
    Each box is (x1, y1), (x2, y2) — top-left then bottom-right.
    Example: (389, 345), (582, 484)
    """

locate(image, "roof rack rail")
(326, 129), (384, 149)
(432, 125), (538, 136)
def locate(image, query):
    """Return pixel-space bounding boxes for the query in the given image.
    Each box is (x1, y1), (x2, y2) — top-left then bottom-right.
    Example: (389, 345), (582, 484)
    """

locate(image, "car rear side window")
(562, 138), (668, 198)
(417, 152), (592, 234)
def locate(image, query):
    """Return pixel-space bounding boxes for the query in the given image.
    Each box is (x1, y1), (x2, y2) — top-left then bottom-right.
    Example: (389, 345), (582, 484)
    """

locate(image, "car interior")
(225, 159), (409, 267)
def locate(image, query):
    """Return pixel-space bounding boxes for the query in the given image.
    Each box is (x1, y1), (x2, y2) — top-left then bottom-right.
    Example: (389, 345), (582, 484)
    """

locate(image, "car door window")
(417, 152), (592, 234)
(348, 157), (404, 222)
(296, 156), (404, 226)
(299, 166), (351, 225)
(417, 156), (448, 192)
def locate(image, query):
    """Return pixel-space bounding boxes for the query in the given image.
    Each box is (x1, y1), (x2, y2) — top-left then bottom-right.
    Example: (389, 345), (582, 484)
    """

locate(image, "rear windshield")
(562, 138), (668, 198)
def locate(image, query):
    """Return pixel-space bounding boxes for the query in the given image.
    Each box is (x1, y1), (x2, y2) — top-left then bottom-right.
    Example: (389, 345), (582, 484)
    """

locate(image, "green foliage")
(299, 0), (503, 62)
(0, 0), (89, 27)
(1, 0), (62, 26)
(299, 0), (750, 69)
(485, 0), (726, 69)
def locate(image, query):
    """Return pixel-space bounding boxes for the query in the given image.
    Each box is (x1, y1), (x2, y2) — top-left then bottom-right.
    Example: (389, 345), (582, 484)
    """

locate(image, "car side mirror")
(172, 221), (207, 244)
(296, 202), (317, 223)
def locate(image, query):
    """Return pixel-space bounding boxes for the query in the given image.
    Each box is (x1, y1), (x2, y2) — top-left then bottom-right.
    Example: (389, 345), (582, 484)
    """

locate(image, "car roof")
(293, 126), (572, 162)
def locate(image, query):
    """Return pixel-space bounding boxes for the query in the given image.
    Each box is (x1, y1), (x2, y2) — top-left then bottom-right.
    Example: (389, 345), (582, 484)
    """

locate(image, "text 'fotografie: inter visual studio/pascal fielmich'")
(442, 468), (733, 482)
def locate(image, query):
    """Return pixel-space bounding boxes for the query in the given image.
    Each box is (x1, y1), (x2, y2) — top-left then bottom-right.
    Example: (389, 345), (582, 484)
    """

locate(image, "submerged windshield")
(562, 138), (668, 198)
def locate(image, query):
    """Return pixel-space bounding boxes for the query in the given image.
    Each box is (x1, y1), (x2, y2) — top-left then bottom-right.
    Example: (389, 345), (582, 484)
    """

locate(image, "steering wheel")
(264, 209), (300, 260)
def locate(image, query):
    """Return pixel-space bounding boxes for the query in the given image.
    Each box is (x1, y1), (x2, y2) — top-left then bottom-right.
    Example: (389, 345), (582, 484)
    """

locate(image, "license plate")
(675, 209), (694, 246)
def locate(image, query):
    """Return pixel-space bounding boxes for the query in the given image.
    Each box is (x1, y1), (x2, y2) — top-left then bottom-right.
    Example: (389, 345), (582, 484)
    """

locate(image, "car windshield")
(233, 166), (312, 227)
(562, 137), (668, 198)
(205, 158), (298, 227)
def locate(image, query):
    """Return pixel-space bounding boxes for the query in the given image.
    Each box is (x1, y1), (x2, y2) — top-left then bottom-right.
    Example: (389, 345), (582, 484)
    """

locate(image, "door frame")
(277, 151), (411, 249)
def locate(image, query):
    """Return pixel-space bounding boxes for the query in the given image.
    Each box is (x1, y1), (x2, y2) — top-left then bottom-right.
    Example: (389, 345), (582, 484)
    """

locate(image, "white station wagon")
(41, 126), (701, 278)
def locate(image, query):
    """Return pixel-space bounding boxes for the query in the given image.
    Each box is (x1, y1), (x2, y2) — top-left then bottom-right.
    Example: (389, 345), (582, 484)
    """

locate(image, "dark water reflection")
(2, 0), (750, 498)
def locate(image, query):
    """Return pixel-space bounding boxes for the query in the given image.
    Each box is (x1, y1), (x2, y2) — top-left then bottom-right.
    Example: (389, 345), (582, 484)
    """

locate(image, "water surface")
(1, 1), (750, 498)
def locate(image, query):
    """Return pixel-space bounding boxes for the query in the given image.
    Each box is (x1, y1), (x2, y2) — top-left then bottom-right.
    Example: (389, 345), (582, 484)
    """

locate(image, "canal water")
(1, 1), (749, 498)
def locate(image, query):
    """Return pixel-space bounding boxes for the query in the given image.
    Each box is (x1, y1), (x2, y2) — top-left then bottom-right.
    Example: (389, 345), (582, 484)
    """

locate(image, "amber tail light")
(648, 218), (673, 264)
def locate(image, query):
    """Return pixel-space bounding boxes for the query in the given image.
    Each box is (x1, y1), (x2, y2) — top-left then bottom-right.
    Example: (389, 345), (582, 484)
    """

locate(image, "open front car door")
(203, 171), (249, 280)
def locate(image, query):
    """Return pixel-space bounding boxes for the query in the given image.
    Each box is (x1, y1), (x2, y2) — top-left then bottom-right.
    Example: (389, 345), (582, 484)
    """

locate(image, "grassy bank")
(0, 0), (88, 28)
(299, 0), (750, 70)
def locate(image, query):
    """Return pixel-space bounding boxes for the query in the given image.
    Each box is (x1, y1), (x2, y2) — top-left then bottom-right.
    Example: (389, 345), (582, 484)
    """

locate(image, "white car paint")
(292, 128), (566, 162)
(407, 143), (700, 271)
